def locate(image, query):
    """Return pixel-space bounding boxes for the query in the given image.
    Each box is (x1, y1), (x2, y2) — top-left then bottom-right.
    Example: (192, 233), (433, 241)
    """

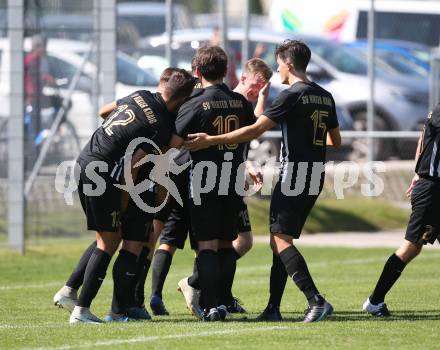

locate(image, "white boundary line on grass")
(21, 326), (289, 350)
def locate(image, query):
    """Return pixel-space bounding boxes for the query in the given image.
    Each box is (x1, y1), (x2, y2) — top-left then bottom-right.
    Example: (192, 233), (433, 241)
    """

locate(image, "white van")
(269, 0), (440, 47)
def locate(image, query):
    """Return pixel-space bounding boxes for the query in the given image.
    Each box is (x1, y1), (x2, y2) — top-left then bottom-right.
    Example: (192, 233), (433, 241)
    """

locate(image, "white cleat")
(69, 306), (103, 324)
(177, 277), (203, 320)
(362, 298), (390, 317)
(53, 286), (78, 313)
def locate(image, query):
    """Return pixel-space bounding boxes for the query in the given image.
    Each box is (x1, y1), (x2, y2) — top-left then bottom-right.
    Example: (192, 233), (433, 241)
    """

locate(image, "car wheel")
(349, 111), (392, 161)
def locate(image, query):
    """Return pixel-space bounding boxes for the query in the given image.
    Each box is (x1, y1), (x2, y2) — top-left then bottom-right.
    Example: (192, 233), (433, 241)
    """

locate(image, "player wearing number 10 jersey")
(184, 40), (341, 323)
(174, 45), (255, 321)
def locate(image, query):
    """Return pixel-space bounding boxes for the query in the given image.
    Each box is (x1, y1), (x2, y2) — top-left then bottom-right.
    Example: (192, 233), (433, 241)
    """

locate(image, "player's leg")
(132, 219), (162, 309)
(106, 239), (144, 322)
(218, 239), (237, 309)
(107, 200), (154, 322)
(257, 235), (287, 321)
(262, 183), (332, 323)
(225, 202), (253, 313)
(363, 240), (421, 317)
(70, 230), (120, 324)
(150, 196), (189, 315)
(197, 239), (222, 321)
(363, 178), (439, 316)
(54, 240), (97, 312)
(150, 243), (176, 315)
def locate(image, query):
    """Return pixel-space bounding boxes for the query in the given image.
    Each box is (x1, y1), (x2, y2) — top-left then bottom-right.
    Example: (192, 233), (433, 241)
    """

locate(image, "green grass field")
(1, 240), (440, 349)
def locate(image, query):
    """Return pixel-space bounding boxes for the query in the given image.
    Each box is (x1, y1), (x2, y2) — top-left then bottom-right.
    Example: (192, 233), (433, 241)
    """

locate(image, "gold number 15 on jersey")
(212, 115), (239, 150)
(310, 110), (328, 146)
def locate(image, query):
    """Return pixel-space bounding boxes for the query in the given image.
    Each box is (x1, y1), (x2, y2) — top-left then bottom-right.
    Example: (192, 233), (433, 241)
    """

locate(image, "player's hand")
(247, 168), (263, 192)
(184, 133), (213, 151)
(258, 82), (271, 100)
(406, 174), (419, 198)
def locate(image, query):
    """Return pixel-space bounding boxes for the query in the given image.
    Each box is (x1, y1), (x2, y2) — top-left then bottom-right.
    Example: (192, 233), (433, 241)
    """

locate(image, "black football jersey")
(79, 90), (174, 165)
(263, 81), (338, 182)
(175, 83), (255, 194)
(416, 104), (440, 178)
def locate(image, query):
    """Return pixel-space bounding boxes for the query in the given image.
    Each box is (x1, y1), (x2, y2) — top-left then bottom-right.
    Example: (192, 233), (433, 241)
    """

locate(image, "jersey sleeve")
(328, 96), (339, 130)
(263, 90), (296, 124)
(175, 99), (197, 139)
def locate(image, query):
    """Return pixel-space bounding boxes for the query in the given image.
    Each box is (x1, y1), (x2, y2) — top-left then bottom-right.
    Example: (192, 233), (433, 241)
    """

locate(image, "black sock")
(197, 250), (220, 310)
(279, 246), (322, 306)
(218, 248), (237, 306)
(151, 249), (173, 299)
(66, 241), (97, 290)
(134, 247), (151, 307)
(111, 249), (138, 314)
(370, 253), (406, 304)
(77, 248), (111, 308)
(235, 251), (242, 260)
(268, 253), (288, 308)
(188, 258), (200, 289)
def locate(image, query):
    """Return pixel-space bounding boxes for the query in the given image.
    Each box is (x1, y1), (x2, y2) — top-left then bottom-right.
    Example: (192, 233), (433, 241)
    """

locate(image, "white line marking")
(21, 326), (289, 350)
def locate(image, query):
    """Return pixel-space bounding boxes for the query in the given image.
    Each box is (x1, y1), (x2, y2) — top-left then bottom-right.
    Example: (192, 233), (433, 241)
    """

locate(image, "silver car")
(141, 28), (428, 159)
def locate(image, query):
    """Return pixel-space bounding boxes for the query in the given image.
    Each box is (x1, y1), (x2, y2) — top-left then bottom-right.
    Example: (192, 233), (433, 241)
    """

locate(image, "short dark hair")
(194, 45), (228, 81)
(162, 68), (196, 100)
(159, 67), (178, 83)
(275, 40), (311, 73)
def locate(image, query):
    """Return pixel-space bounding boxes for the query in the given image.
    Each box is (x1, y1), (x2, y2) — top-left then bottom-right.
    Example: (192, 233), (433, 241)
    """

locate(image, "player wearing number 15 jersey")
(184, 40), (341, 323)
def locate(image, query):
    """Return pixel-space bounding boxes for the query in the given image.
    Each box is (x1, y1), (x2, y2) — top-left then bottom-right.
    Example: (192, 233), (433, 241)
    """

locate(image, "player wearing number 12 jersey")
(185, 40), (341, 323)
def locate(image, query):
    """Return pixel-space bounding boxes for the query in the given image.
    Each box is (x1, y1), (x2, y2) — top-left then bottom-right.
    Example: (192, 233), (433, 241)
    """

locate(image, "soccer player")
(185, 40), (341, 323)
(149, 58), (271, 317)
(54, 69), (195, 323)
(173, 45), (257, 321)
(363, 103), (440, 317)
(53, 68), (179, 321)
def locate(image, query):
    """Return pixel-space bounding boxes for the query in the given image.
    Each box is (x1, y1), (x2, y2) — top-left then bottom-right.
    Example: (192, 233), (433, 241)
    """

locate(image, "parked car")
(141, 28), (429, 160)
(0, 38), (158, 145)
(345, 40), (431, 78)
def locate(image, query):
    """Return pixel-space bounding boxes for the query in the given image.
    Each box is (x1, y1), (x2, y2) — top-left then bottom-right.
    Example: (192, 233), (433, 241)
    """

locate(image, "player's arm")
(185, 115), (276, 151)
(98, 101), (117, 119)
(254, 82), (270, 118)
(120, 147), (146, 212)
(327, 127), (341, 148)
(406, 132), (424, 197)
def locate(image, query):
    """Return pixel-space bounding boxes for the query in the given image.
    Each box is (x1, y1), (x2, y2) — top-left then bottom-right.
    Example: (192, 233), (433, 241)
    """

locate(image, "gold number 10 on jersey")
(212, 115), (240, 150)
(310, 110), (328, 146)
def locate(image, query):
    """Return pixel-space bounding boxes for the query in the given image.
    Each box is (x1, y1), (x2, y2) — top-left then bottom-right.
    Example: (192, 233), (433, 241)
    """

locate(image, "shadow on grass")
(187, 310), (440, 323)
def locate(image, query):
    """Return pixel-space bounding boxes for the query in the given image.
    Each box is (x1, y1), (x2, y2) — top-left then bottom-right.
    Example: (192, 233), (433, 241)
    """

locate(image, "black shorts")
(405, 177), (440, 245)
(190, 194), (241, 243)
(119, 163), (156, 242)
(77, 159), (121, 233)
(159, 168), (197, 250)
(237, 198), (252, 233)
(269, 181), (319, 238)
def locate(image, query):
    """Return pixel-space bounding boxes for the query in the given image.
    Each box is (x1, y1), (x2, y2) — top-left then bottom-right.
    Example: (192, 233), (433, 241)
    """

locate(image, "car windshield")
(377, 50), (428, 78)
(307, 41), (369, 75)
